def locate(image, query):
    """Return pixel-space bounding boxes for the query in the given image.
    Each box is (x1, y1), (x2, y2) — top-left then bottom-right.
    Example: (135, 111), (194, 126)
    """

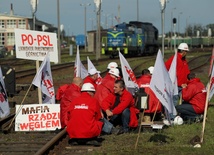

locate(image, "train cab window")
(137, 28), (142, 34)
(128, 26), (135, 32)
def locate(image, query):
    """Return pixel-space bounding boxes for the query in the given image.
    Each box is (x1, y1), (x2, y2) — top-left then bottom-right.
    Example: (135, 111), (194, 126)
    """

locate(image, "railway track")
(0, 53), (211, 155)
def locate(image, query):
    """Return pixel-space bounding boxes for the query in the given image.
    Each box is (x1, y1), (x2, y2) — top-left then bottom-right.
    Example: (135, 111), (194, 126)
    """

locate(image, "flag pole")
(152, 101), (160, 122)
(4, 84), (33, 133)
(36, 60), (42, 104)
(200, 78), (211, 143)
(134, 94), (148, 149)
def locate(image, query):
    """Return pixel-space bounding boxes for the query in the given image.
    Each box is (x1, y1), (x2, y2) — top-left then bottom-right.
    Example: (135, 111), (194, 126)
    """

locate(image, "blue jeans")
(176, 102), (197, 118)
(110, 108), (130, 132)
(102, 118), (114, 134)
(173, 86), (183, 106)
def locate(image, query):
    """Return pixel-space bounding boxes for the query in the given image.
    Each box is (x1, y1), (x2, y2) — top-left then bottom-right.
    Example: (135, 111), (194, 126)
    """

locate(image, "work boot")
(111, 127), (120, 135)
(86, 140), (101, 147)
(117, 127), (129, 135)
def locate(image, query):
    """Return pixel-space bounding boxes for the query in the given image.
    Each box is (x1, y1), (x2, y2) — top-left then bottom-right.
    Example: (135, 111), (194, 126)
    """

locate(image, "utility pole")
(80, 3), (91, 52)
(170, 7), (176, 51)
(137, 0), (139, 21)
(159, 0), (166, 58)
(57, 0), (61, 63)
(94, 0), (102, 63)
(30, 0), (38, 30)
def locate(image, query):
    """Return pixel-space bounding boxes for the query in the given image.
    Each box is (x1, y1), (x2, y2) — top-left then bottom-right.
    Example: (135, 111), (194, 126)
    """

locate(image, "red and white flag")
(208, 47), (214, 76)
(119, 51), (138, 89)
(87, 56), (102, 84)
(150, 50), (176, 115)
(32, 53), (55, 104)
(74, 46), (88, 79)
(0, 67), (10, 118)
(208, 63), (214, 101)
(168, 50), (178, 95)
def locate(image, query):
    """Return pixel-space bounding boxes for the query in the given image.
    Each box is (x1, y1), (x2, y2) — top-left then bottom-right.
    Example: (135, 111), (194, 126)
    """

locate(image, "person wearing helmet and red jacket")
(165, 43), (190, 106)
(136, 69), (162, 121)
(176, 73), (206, 121)
(60, 77), (83, 129)
(94, 68), (120, 106)
(165, 42), (190, 88)
(101, 80), (139, 135)
(83, 68), (100, 89)
(67, 83), (103, 146)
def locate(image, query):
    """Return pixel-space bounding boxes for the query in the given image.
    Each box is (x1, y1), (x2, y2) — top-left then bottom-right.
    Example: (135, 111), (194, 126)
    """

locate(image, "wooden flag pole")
(200, 81), (211, 143)
(36, 60), (42, 104)
(152, 101), (160, 122)
(5, 84), (33, 132)
(134, 94), (148, 149)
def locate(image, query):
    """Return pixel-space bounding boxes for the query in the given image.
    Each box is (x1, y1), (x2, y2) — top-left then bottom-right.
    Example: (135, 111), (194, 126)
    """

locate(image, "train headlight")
(123, 43), (126, 46)
(102, 43), (105, 47)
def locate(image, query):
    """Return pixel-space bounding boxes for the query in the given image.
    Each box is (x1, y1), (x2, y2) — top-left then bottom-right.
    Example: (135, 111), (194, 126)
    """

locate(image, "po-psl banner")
(14, 29), (58, 63)
(15, 104), (61, 131)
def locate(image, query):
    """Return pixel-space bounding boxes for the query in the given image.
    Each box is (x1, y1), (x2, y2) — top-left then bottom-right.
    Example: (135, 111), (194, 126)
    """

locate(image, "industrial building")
(0, 4), (57, 51)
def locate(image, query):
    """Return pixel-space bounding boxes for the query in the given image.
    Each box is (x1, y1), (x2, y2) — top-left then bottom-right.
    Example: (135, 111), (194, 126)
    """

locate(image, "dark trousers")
(176, 102), (198, 118)
(109, 108), (130, 132)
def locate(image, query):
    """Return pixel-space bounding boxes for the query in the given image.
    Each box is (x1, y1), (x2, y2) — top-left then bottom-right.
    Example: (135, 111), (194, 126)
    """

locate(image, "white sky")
(0, 0), (213, 35)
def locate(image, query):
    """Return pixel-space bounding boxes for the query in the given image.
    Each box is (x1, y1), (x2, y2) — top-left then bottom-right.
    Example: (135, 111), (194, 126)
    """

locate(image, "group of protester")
(56, 43), (207, 146)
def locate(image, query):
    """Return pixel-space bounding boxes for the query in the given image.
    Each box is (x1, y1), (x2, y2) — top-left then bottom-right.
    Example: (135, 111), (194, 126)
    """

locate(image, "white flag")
(74, 46), (88, 79)
(150, 50), (176, 115)
(168, 50), (178, 95)
(119, 52), (138, 89)
(32, 53), (55, 104)
(208, 63), (214, 100)
(0, 67), (10, 118)
(87, 56), (102, 84)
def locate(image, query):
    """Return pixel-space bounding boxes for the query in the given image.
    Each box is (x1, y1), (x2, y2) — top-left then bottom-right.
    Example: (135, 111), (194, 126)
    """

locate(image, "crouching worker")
(176, 73), (206, 123)
(66, 83), (103, 146)
(101, 80), (139, 135)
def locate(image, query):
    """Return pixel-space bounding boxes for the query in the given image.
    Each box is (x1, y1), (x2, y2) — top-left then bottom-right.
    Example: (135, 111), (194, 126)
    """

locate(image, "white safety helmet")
(81, 83), (95, 92)
(107, 62), (118, 69)
(108, 68), (120, 77)
(173, 116), (184, 125)
(148, 66), (154, 75)
(88, 68), (100, 75)
(178, 43), (189, 51)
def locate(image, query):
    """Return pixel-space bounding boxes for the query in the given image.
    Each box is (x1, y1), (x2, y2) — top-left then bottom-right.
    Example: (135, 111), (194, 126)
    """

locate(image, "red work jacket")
(83, 76), (97, 89)
(56, 84), (69, 101)
(66, 92), (103, 138)
(101, 89), (139, 128)
(137, 75), (162, 113)
(60, 84), (81, 128)
(165, 53), (190, 86)
(94, 73), (115, 106)
(182, 78), (206, 114)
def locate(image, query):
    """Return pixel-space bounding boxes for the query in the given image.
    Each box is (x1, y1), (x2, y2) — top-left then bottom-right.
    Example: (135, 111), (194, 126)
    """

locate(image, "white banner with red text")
(15, 104), (61, 131)
(14, 29), (58, 63)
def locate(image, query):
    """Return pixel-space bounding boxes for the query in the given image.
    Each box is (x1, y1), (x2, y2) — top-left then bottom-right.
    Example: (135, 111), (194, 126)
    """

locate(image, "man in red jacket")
(67, 83), (103, 146)
(94, 68), (120, 106)
(165, 43), (190, 106)
(136, 69), (162, 121)
(83, 68), (100, 89)
(101, 80), (139, 134)
(60, 77), (83, 128)
(176, 73), (206, 121)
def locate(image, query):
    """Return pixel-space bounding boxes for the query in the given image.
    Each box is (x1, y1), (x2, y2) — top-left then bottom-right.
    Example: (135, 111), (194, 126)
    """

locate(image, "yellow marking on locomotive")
(108, 32), (124, 38)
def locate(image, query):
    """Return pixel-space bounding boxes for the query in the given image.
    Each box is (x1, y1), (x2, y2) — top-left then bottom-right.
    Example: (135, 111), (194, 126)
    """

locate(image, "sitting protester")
(59, 77), (83, 128)
(101, 80), (139, 135)
(94, 68), (120, 106)
(176, 73), (206, 122)
(136, 69), (162, 122)
(83, 68), (101, 89)
(66, 83), (103, 146)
